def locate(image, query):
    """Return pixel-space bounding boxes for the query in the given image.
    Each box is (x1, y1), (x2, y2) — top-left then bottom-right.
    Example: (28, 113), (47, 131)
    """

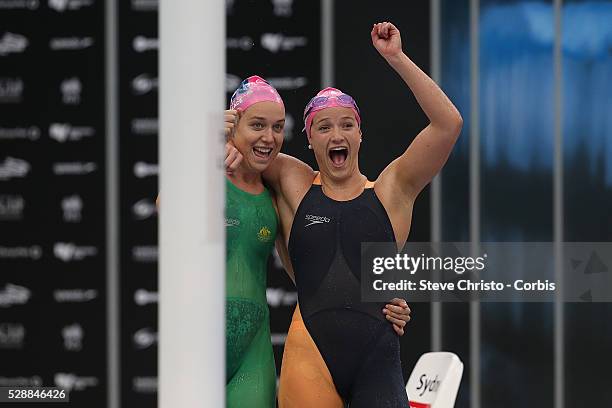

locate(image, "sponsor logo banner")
(0, 0), (40, 10)
(0, 126), (40, 141)
(54, 289), (98, 303)
(134, 289), (158, 306)
(0, 32), (28, 56)
(130, 0), (156, 11)
(53, 242), (97, 262)
(131, 74), (158, 95)
(133, 327), (157, 349)
(0, 246), (42, 260)
(0, 323), (25, 349)
(132, 246), (158, 263)
(132, 199), (156, 220)
(50, 123), (95, 143)
(0, 77), (24, 103)
(48, 0), (94, 12)
(60, 77), (82, 105)
(132, 36), (158, 52)
(0, 284), (31, 308)
(54, 373), (98, 392)
(131, 118), (158, 135)
(0, 157), (30, 180)
(62, 323), (83, 351)
(132, 376), (157, 393)
(260, 33), (307, 53)
(0, 195), (24, 220)
(271, 0), (293, 17)
(61, 195), (83, 222)
(133, 161), (158, 178)
(52, 162), (97, 175)
(49, 37), (94, 51)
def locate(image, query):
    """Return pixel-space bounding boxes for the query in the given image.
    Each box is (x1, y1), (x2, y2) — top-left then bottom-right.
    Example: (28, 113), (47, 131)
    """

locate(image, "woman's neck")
(319, 171), (368, 201)
(227, 165), (264, 194)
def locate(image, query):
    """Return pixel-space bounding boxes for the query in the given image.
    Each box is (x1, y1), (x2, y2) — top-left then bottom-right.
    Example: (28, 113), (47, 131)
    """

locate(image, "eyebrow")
(248, 116), (285, 122)
(315, 116), (355, 124)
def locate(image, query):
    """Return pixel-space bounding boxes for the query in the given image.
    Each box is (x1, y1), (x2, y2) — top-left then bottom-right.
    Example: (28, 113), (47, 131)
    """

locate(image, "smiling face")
(308, 106), (361, 181)
(233, 101), (285, 173)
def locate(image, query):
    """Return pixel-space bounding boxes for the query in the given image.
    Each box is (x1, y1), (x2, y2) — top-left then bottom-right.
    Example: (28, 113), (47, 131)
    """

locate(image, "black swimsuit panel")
(288, 184), (409, 407)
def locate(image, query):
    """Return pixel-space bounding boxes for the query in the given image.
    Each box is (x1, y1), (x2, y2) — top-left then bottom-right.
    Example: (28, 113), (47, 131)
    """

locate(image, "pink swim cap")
(229, 75), (284, 111)
(303, 87), (361, 137)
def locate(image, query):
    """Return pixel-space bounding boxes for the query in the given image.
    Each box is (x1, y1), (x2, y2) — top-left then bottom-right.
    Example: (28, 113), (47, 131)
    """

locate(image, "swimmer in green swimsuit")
(225, 177), (278, 406)
(224, 76), (285, 407)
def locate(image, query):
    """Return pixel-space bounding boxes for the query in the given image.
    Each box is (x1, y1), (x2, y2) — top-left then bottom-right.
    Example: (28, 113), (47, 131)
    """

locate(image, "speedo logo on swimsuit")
(225, 218), (240, 227)
(304, 214), (331, 227)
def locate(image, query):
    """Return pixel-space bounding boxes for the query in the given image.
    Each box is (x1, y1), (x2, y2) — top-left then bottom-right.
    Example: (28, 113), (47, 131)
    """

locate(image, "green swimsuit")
(226, 178), (277, 407)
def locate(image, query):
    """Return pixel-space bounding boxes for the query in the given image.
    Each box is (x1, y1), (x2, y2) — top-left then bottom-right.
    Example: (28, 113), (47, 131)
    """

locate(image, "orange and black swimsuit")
(281, 177), (408, 407)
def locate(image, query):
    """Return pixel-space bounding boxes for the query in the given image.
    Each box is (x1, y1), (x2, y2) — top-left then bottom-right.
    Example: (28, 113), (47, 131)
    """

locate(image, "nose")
(261, 127), (274, 143)
(330, 129), (344, 144)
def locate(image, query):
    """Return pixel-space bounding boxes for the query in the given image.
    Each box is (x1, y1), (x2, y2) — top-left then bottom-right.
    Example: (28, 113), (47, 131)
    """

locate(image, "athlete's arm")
(373, 22), (463, 201)
(263, 153), (315, 204)
(275, 235), (295, 284)
(271, 196), (296, 284)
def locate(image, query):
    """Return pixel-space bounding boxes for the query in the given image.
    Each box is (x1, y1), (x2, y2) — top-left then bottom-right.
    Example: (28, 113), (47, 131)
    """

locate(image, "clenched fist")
(371, 21), (403, 60)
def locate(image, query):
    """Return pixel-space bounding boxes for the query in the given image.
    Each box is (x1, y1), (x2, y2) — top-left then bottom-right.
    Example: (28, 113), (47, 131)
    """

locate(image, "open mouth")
(253, 146), (273, 159)
(328, 146), (348, 167)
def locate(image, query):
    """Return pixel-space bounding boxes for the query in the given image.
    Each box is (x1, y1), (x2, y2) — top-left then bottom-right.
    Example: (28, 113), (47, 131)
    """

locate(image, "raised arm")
(373, 22), (463, 200)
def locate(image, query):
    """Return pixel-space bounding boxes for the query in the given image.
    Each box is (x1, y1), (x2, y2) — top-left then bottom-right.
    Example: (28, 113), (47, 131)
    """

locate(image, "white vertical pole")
(159, 0), (226, 406)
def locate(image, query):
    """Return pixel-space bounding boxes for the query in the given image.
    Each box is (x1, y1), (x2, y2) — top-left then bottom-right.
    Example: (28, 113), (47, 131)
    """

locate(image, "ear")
(228, 127), (237, 141)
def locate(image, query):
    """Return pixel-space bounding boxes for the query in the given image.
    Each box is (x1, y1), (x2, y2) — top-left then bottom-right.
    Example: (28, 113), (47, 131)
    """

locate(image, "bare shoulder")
(276, 153), (315, 181)
(266, 153), (316, 210)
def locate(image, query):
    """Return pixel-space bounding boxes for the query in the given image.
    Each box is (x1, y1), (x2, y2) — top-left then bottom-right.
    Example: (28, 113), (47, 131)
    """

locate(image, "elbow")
(452, 113), (463, 138)
(444, 110), (463, 140)
(433, 111), (463, 140)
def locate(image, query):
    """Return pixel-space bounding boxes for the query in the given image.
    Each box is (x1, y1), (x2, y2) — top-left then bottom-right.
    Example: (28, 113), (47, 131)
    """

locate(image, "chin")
(327, 166), (352, 180)
(249, 163), (267, 173)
